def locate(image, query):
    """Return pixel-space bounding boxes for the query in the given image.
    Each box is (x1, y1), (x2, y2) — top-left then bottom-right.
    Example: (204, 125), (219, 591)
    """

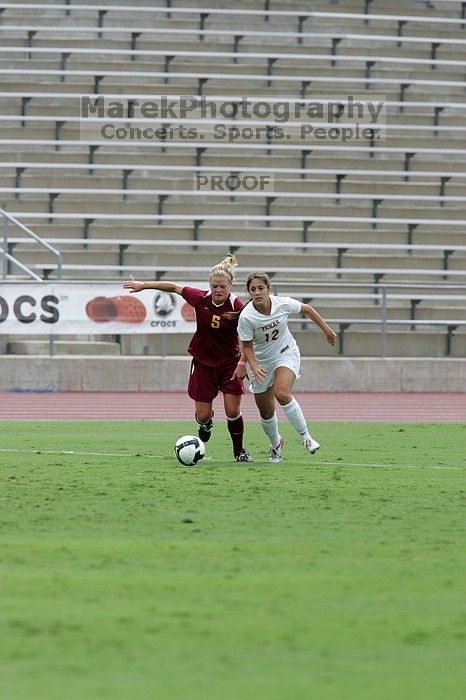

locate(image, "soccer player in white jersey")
(232, 272), (337, 463)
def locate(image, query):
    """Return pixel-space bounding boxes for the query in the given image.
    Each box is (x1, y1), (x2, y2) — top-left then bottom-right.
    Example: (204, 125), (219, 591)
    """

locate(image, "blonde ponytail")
(209, 254), (238, 285)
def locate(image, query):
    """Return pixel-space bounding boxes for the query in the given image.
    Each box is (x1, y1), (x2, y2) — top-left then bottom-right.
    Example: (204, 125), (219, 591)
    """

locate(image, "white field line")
(0, 447), (131, 458)
(316, 460), (463, 470)
(0, 448), (463, 469)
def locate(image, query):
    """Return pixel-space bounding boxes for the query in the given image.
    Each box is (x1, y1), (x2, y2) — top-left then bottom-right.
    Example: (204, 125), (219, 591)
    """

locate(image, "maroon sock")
(227, 414), (244, 457)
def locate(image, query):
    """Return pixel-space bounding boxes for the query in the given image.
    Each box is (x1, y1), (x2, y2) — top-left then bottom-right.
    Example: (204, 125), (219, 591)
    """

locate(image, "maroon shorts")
(188, 358), (245, 403)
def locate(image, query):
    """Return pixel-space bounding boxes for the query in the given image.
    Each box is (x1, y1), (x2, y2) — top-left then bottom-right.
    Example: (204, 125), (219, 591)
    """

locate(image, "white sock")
(282, 397), (310, 440)
(260, 413), (281, 448)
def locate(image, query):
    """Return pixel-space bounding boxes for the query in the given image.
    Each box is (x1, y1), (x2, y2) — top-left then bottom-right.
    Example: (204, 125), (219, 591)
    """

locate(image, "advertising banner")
(0, 281), (202, 334)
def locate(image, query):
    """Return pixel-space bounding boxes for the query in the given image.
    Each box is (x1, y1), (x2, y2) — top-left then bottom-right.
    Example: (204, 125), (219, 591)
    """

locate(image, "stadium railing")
(6, 237), (465, 259)
(3, 114), (465, 138)
(5, 212), (466, 241)
(0, 137), (466, 157)
(3, 185), (466, 207)
(4, 212), (466, 251)
(3, 23), (466, 61)
(5, 238), (465, 284)
(2, 3), (465, 29)
(3, 45), (466, 74)
(3, 186), (466, 246)
(3, 93), (464, 131)
(3, 68), (465, 100)
(2, 162), (466, 202)
(18, 263), (466, 283)
(2, 161), (465, 181)
(1, 138), (464, 174)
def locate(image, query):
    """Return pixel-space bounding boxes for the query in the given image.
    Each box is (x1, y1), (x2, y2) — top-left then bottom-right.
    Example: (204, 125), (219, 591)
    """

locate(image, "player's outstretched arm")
(300, 303), (337, 346)
(123, 280), (184, 295)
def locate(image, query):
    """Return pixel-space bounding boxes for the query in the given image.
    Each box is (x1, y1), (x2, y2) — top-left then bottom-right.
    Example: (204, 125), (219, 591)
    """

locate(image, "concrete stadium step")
(104, 250), (449, 272)
(52, 199), (158, 215)
(416, 306), (466, 320)
(339, 330), (465, 358)
(15, 249), (121, 266)
(14, 223), (465, 249)
(31, 223), (89, 238)
(15, 175), (124, 189)
(121, 251), (335, 269)
(341, 254), (446, 270)
(15, 242), (456, 273)
(0, 148), (90, 162)
(0, 199), (49, 214)
(30, 223), (193, 240)
(7, 339), (120, 355)
(119, 328), (465, 359)
(300, 306), (413, 320)
(414, 230), (466, 246)
(161, 201), (266, 216)
(0, 141), (432, 176)
(377, 203), (466, 220)
(32, 38), (132, 51)
(341, 181), (439, 196)
(199, 227), (413, 244)
(449, 255), (466, 270)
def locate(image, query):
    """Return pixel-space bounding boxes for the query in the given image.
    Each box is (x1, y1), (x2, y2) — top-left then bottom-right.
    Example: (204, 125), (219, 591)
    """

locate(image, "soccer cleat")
(269, 437), (283, 463)
(197, 412), (214, 443)
(303, 436), (320, 454)
(235, 449), (254, 462)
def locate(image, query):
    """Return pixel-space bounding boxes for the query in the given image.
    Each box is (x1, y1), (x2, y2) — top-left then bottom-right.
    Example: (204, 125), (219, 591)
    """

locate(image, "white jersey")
(238, 295), (302, 365)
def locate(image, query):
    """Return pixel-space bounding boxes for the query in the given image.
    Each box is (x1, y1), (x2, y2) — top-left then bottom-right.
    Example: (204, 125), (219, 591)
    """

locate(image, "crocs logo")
(0, 295), (59, 324)
(153, 292), (176, 317)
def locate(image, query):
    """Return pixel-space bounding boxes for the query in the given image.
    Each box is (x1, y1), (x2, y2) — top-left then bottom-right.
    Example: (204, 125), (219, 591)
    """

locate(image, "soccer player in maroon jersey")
(123, 255), (253, 462)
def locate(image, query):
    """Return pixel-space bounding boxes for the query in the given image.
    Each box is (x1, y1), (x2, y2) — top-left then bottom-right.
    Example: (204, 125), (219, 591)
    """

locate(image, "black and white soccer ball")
(174, 435), (206, 466)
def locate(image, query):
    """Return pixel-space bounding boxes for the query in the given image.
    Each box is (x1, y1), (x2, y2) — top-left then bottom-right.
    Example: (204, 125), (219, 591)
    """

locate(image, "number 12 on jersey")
(265, 329), (279, 342)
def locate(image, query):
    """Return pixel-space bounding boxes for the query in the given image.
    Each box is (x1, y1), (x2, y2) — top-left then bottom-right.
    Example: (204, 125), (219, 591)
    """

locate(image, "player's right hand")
(252, 364), (267, 383)
(123, 280), (144, 293)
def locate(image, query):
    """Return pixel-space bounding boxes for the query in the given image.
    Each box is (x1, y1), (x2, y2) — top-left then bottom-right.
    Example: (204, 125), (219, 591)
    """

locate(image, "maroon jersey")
(181, 286), (244, 368)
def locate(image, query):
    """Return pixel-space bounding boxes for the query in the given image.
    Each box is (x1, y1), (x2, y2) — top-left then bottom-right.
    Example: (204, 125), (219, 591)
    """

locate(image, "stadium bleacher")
(0, 0), (465, 360)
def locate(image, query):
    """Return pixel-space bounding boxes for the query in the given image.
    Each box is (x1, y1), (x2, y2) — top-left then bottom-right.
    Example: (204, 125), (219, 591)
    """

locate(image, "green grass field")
(1, 420), (465, 700)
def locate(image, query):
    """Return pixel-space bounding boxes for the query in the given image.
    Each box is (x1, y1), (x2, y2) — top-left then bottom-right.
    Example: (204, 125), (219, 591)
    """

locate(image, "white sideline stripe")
(315, 460), (463, 470)
(0, 448), (463, 469)
(0, 447), (133, 458)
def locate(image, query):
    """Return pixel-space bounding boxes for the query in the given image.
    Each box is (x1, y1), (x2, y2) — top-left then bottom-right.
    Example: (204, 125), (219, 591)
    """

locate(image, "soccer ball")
(174, 435), (205, 466)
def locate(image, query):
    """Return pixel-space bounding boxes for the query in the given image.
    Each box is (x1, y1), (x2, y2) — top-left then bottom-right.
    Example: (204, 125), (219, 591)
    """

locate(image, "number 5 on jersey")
(211, 314), (221, 329)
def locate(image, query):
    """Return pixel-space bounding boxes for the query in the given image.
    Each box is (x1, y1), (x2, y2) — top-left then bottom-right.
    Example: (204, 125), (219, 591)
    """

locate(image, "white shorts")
(248, 344), (301, 394)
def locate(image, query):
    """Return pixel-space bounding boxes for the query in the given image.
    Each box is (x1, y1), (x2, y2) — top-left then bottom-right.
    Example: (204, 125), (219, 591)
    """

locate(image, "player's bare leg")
(223, 393), (253, 462)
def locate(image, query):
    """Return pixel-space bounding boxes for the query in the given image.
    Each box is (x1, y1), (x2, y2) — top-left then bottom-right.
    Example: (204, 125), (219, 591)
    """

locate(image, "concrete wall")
(0, 356), (465, 392)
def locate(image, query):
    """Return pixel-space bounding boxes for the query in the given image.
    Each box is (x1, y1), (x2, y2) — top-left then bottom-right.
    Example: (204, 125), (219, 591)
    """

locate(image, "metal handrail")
(0, 244), (42, 282)
(1, 3), (465, 24)
(0, 208), (62, 280)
